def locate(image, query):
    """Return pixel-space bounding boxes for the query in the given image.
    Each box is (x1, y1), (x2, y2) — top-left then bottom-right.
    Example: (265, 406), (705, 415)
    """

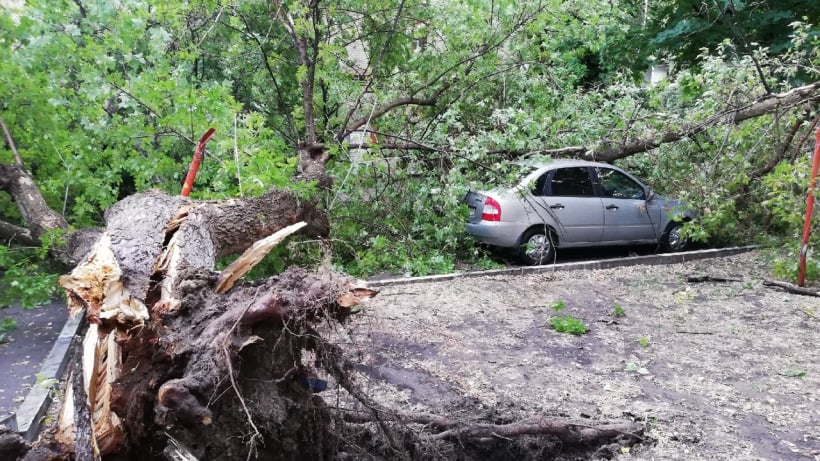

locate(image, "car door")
(595, 167), (657, 242)
(532, 166), (604, 243)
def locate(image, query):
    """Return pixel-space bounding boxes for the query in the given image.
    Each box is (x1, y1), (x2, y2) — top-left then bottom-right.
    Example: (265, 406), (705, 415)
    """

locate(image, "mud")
(342, 252), (820, 460)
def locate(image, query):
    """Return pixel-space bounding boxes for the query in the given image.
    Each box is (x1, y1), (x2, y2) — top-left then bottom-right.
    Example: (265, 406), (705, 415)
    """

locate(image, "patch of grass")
(674, 287), (696, 303)
(0, 317), (16, 344)
(782, 369), (807, 379)
(612, 304), (626, 317)
(550, 315), (587, 335)
(625, 362), (650, 375)
(639, 336), (651, 348)
(549, 300), (566, 312)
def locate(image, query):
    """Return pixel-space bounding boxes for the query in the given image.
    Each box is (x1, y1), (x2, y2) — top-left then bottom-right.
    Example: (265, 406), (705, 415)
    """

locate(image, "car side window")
(598, 168), (645, 200)
(529, 172), (549, 196)
(548, 167), (594, 197)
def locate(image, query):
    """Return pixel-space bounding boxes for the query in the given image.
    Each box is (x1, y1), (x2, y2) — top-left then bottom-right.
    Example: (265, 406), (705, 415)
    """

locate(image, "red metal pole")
(180, 128), (216, 197)
(798, 127), (820, 286)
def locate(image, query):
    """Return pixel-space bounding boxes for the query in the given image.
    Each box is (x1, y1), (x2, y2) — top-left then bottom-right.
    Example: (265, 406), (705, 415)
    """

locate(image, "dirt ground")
(341, 251), (820, 460)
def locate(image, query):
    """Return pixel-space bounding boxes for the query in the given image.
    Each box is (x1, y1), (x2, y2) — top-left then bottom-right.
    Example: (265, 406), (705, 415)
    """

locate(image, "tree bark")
(0, 163), (68, 241)
(51, 187), (360, 460)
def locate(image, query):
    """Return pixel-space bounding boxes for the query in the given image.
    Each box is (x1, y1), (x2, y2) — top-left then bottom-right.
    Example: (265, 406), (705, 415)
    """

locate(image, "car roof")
(514, 158), (613, 169)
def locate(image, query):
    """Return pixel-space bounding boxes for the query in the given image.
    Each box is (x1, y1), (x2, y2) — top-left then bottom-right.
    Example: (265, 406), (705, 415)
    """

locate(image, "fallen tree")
(3, 82), (819, 461)
(1, 141), (645, 459)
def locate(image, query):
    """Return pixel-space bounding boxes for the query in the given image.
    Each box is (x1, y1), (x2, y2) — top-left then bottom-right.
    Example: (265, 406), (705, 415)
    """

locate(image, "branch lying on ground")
(425, 415), (645, 445)
(763, 279), (820, 297)
(687, 275), (743, 283)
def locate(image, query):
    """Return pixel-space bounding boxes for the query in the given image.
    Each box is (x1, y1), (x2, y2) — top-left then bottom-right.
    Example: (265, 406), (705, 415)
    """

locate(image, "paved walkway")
(0, 301), (66, 418)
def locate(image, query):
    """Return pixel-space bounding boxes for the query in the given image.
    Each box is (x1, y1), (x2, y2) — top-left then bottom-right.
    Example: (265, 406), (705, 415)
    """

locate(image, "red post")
(798, 127), (820, 286)
(180, 128), (216, 197)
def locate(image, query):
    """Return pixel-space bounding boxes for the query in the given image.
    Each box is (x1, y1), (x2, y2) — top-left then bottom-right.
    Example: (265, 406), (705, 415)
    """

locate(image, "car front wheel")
(661, 222), (688, 252)
(518, 228), (556, 265)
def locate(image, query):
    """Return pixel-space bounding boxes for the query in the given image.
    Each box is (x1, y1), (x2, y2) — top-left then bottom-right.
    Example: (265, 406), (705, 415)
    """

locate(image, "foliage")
(0, 245), (60, 308)
(550, 300), (567, 312)
(549, 315), (587, 335)
(625, 361), (650, 375)
(612, 304), (626, 317)
(644, 0), (820, 69)
(328, 156), (480, 277)
(0, 0), (819, 288)
(771, 246), (820, 283)
(0, 316), (16, 344)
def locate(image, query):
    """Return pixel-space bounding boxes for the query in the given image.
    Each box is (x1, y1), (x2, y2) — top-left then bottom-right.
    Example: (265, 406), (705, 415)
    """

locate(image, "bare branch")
(0, 117), (23, 166)
(752, 109), (815, 178)
(345, 96), (438, 135)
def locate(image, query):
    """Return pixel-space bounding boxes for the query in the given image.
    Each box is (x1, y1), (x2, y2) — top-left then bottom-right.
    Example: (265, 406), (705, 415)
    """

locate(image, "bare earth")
(342, 251), (820, 460)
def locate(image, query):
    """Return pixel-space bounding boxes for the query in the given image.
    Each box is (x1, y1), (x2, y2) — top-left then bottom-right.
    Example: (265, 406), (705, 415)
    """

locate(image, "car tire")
(661, 222), (687, 252)
(518, 228), (556, 265)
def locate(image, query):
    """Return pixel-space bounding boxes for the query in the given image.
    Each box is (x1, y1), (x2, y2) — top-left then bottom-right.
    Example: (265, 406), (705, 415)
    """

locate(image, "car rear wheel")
(661, 222), (687, 252)
(518, 228), (556, 265)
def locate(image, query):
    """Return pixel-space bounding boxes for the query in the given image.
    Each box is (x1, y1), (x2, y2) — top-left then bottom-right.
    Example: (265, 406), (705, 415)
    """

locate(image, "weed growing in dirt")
(612, 304), (626, 317)
(798, 305), (816, 318)
(550, 300), (567, 312)
(550, 315), (587, 335)
(625, 362), (650, 375)
(639, 336), (651, 348)
(782, 369), (807, 379)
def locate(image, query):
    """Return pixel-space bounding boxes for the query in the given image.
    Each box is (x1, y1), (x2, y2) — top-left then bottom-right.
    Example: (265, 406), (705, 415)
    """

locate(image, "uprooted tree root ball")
(9, 189), (645, 460)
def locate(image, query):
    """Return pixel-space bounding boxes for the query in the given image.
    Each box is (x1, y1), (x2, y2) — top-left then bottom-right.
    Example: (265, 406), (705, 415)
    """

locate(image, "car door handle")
(606, 204), (619, 210)
(550, 204), (565, 209)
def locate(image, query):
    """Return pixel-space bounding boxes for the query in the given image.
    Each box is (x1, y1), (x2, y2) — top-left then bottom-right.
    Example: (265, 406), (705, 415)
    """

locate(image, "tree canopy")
(1, 0), (819, 304)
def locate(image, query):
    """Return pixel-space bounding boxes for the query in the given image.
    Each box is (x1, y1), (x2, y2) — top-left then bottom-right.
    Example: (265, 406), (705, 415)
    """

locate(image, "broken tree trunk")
(54, 188), (367, 460)
(46, 185), (647, 460)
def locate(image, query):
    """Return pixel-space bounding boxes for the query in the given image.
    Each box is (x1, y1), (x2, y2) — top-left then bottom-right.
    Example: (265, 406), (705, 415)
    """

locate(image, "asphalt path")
(0, 299), (67, 423)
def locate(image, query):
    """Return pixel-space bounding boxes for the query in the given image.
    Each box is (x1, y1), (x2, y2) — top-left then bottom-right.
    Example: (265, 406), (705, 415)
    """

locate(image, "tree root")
(311, 327), (646, 458)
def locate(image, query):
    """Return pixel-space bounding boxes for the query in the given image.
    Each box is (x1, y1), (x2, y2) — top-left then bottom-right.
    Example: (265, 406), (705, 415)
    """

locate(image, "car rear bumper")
(465, 221), (524, 248)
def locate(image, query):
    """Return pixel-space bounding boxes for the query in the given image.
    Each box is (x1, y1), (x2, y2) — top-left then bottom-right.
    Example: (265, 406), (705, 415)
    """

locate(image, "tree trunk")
(50, 187), (367, 460)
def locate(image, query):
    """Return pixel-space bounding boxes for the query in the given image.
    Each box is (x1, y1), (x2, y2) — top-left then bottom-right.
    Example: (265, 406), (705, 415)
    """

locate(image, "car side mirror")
(646, 189), (655, 201)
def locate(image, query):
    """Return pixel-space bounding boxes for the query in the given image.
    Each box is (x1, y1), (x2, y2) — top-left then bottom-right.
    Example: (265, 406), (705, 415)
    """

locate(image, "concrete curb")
(6, 310), (85, 440)
(368, 246), (757, 287)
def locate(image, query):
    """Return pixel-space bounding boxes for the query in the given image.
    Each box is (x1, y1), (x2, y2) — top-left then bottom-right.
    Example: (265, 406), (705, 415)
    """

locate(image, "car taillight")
(481, 196), (501, 221)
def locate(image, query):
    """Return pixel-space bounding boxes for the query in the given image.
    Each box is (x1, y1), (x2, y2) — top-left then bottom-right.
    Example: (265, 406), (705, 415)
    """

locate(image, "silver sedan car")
(465, 159), (695, 265)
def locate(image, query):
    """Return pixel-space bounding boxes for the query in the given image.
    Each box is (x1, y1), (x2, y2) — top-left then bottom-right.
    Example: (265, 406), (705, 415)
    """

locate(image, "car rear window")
(471, 164), (537, 188)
